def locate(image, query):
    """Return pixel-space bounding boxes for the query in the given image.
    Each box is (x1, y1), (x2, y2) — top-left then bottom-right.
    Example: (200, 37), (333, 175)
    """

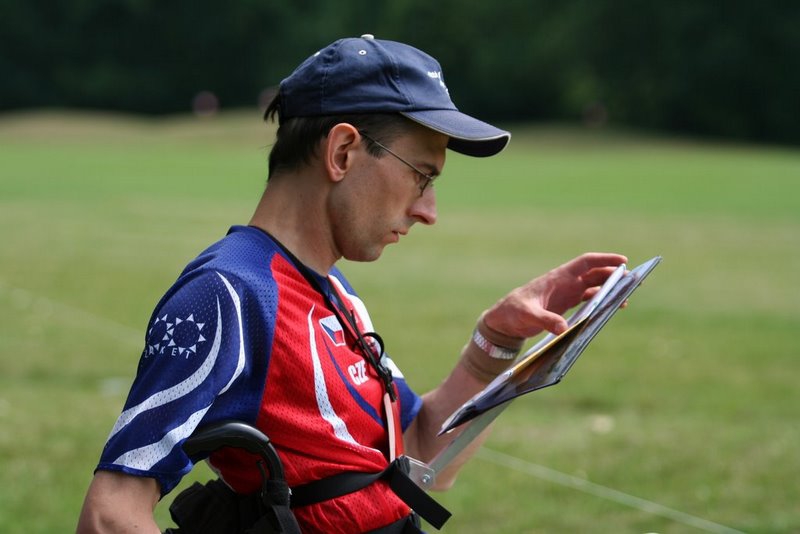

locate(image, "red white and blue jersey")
(97, 225), (423, 532)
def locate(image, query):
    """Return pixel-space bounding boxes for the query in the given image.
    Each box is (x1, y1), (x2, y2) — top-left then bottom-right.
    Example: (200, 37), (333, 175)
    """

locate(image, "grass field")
(0, 110), (798, 533)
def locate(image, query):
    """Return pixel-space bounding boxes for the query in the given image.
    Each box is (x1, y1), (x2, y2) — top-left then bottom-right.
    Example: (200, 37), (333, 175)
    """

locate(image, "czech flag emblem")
(319, 315), (345, 346)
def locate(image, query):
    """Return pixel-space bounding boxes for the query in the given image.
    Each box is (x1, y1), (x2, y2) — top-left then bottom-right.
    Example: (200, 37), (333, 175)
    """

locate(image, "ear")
(323, 123), (361, 183)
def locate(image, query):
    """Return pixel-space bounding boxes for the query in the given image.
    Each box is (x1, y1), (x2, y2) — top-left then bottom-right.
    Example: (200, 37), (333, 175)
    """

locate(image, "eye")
(417, 174), (434, 195)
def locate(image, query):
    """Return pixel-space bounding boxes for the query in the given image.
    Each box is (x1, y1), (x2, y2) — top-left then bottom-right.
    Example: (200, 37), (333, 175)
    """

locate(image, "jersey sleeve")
(96, 269), (265, 495)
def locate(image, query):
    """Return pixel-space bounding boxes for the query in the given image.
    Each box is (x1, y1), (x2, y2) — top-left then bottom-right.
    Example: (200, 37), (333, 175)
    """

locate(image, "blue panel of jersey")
(97, 226), (422, 495)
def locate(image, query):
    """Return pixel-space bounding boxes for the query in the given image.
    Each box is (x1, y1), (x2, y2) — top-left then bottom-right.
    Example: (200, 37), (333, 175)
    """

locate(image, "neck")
(248, 174), (338, 274)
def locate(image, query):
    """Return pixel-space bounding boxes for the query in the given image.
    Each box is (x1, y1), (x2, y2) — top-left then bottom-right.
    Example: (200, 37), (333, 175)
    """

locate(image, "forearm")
(404, 315), (524, 489)
(77, 471), (161, 534)
(404, 364), (492, 490)
(403, 253), (628, 489)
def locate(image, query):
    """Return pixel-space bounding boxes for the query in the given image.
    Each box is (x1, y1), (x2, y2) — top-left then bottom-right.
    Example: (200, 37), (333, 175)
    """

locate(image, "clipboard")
(440, 256), (661, 434)
(403, 256), (662, 490)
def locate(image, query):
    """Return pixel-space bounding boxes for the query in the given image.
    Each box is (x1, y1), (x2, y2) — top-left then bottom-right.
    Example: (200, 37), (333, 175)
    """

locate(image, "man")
(77, 35), (627, 533)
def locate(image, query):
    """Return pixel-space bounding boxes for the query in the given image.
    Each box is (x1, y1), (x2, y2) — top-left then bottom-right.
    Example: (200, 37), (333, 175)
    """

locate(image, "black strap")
(290, 470), (384, 507)
(253, 479), (301, 534)
(367, 514), (423, 534)
(290, 457), (451, 530)
(168, 478), (302, 534)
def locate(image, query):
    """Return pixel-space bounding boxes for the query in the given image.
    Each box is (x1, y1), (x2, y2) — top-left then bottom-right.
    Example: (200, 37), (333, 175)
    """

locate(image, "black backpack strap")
(243, 476), (301, 534)
(290, 470), (384, 507)
(177, 421), (302, 534)
(176, 422), (449, 531)
(366, 514), (423, 534)
(384, 459), (451, 530)
(290, 457), (451, 530)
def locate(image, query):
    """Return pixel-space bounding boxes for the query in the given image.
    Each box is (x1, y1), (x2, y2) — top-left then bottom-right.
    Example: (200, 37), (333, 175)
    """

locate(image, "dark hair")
(264, 93), (416, 178)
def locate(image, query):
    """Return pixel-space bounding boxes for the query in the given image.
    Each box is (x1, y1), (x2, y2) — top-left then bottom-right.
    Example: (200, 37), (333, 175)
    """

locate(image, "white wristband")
(471, 328), (519, 360)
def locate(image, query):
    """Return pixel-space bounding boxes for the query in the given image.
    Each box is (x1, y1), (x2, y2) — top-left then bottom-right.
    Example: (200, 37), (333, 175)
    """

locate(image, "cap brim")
(401, 109), (510, 157)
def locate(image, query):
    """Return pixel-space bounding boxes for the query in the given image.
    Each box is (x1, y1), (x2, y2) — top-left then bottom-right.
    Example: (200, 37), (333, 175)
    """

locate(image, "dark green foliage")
(1, 0), (798, 143)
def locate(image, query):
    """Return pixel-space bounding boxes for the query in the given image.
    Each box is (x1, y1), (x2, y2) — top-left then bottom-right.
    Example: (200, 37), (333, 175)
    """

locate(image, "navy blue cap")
(278, 35), (510, 157)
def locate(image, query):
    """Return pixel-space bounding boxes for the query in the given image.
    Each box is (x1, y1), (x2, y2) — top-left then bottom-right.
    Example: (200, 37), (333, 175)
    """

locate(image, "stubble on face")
(328, 126), (447, 264)
(327, 166), (394, 263)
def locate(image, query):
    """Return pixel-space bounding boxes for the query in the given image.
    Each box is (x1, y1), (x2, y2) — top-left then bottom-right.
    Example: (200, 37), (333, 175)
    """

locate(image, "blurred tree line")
(1, 0), (798, 144)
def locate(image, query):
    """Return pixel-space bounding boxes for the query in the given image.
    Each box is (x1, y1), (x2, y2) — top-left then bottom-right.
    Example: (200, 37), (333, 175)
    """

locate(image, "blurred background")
(2, 1), (800, 533)
(2, 0), (799, 144)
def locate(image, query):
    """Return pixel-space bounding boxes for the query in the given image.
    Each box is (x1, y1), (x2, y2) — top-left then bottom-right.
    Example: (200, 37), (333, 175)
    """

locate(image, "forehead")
(393, 122), (449, 159)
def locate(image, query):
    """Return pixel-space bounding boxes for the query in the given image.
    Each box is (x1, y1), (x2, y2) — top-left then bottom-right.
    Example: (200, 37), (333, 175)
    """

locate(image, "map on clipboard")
(438, 256), (662, 435)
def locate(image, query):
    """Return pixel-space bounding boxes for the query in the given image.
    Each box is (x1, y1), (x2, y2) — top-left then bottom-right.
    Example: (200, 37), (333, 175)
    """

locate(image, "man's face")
(329, 125), (448, 263)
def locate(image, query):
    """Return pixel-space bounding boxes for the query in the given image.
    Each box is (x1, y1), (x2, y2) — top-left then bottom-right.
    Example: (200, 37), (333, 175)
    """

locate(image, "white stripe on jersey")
(328, 275), (375, 332)
(307, 304), (359, 447)
(329, 275), (406, 380)
(108, 272), (247, 471)
(107, 272), (243, 440)
(217, 272), (246, 394)
(107, 297), (224, 440)
(112, 405), (210, 470)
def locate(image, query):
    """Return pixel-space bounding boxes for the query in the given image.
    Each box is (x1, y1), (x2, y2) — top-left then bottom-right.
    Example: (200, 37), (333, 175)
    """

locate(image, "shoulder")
(181, 225), (282, 280)
(157, 226), (288, 315)
(136, 227), (285, 387)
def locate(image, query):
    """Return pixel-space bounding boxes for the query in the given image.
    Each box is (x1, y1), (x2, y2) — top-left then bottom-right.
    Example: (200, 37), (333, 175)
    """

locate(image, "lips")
(388, 229), (407, 243)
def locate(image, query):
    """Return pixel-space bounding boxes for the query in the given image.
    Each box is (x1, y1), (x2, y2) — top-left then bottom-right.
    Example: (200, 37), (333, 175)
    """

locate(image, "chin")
(344, 246), (386, 263)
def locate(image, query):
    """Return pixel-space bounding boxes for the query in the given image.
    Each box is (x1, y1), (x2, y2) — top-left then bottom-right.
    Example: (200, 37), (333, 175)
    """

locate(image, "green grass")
(1, 110), (798, 533)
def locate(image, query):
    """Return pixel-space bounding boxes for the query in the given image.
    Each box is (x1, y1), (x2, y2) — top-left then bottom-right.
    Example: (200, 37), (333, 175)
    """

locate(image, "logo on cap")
(427, 71), (449, 93)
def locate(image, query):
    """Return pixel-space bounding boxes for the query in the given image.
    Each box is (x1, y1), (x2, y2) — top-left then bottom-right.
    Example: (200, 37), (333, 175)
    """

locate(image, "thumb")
(539, 310), (568, 335)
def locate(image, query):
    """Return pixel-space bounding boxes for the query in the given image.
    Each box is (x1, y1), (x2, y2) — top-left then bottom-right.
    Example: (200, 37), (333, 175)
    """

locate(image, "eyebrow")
(418, 162), (441, 178)
(417, 148), (444, 178)
(400, 155), (439, 179)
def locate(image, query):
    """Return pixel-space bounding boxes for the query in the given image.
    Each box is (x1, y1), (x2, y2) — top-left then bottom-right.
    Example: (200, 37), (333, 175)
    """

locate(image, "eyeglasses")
(359, 131), (437, 196)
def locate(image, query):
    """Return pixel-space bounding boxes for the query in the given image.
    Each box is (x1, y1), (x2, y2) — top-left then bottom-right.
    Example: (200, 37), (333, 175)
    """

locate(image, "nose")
(410, 186), (437, 225)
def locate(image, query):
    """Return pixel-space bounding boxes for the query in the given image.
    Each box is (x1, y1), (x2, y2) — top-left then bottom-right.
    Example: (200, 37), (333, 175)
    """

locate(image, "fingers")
(483, 299), (568, 339)
(541, 311), (569, 335)
(514, 308), (568, 337)
(579, 266), (621, 288)
(565, 253), (627, 303)
(483, 252), (628, 340)
(564, 252), (627, 276)
(582, 286), (599, 301)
